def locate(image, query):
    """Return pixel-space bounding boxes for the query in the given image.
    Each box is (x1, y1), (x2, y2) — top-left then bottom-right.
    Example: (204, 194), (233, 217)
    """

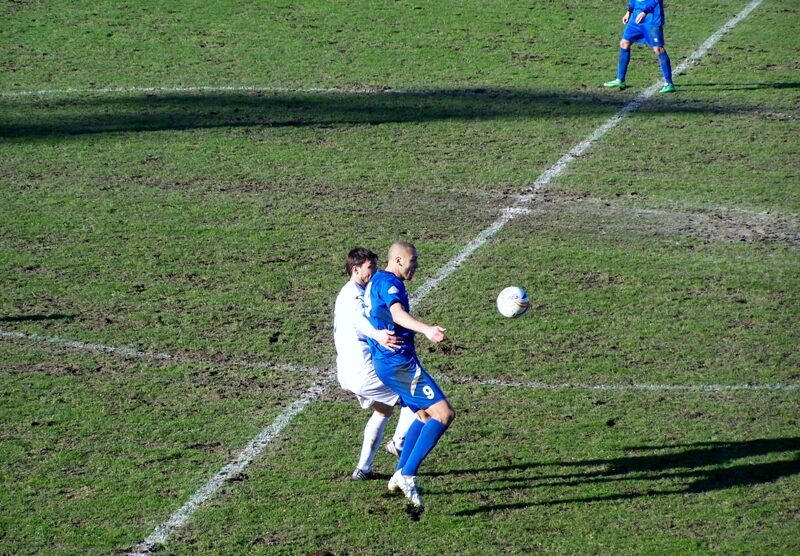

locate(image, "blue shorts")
(373, 354), (446, 412)
(622, 22), (665, 48)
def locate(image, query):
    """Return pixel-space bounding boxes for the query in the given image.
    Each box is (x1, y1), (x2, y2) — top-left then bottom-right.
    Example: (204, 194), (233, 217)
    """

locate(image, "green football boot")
(659, 83), (676, 93)
(603, 78), (627, 89)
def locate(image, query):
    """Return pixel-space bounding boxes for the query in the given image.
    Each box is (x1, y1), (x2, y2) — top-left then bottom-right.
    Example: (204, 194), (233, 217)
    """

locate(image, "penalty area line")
(0, 84), (458, 98)
(1, 327), (795, 393)
(0, 328), (323, 376)
(444, 376), (800, 393)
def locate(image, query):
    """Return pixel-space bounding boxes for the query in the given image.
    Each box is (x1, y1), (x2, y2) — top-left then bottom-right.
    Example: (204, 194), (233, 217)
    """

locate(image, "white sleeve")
(351, 296), (381, 341)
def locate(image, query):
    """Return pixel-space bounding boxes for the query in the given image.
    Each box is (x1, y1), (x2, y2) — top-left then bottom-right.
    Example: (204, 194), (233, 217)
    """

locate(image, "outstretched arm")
(389, 303), (446, 343)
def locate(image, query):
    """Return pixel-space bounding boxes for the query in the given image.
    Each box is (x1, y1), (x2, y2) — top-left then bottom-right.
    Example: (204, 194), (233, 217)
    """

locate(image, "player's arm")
(635, 0), (657, 23)
(352, 297), (401, 349)
(389, 302), (446, 344)
(623, 1), (633, 23)
(354, 310), (400, 349)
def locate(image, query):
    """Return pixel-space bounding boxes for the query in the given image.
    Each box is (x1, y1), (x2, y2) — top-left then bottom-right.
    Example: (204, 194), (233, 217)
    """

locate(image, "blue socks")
(658, 51), (673, 84)
(617, 48), (672, 84)
(400, 418), (448, 477)
(617, 47), (631, 81)
(396, 418), (424, 471)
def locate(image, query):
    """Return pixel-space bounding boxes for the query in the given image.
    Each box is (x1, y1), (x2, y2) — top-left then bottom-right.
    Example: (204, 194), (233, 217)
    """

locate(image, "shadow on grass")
(452, 437), (800, 516)
(680, 81), (800, 91)
(0, 87), (765, 139)
(0, 314), (75, 323)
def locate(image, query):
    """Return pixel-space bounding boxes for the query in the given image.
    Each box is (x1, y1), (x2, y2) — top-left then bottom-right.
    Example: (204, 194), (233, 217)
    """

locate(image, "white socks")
(357, 411), (389, 472)
(392, 406), (417, 451)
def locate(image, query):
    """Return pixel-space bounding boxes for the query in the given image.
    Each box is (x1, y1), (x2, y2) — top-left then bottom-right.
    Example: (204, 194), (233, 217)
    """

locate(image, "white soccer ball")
(496, 286), (531, 318)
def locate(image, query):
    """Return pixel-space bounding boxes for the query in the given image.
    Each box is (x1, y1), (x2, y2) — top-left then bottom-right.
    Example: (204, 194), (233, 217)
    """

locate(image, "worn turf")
(1, 0), (798, 554)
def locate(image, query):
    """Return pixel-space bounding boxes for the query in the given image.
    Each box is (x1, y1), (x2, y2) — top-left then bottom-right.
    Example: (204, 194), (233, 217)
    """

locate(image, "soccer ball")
(496, 286), (531, 318)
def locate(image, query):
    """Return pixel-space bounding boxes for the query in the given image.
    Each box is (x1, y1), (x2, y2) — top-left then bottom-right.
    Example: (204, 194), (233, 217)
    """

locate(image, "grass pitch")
(1, 0), (798, 554)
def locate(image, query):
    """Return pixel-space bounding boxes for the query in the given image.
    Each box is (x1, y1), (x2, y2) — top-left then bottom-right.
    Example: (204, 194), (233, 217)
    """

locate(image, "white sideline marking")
(0, 85), (344, 98)
(410, 207), (529, 306)
(0, 329), (321, 375)
(0, 85), (454, 98)
(1, 1), (765, 551)
(4, 328), (796, 392)
(3, 328), (796, 392)
(127, 378), (331, 556)
(0, 329), (175, 360)
(446, 377), (800, 393)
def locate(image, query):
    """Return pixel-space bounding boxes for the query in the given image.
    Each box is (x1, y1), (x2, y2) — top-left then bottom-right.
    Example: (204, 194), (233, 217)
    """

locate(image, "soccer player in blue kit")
(365, 241), (455, 509)
(334, 247), (418, 481)
(604, 0), (676, 93)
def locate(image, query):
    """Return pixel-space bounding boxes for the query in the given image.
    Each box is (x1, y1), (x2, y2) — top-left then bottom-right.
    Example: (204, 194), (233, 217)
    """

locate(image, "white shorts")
(338, 365), (399, 410)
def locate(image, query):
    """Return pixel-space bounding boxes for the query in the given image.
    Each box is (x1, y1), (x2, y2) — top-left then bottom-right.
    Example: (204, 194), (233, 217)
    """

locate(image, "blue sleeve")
(375, 279), (393, 317)
(385, 276), (406, 310)
(367, 272), (406, 330)
(367, 277), (389, 328)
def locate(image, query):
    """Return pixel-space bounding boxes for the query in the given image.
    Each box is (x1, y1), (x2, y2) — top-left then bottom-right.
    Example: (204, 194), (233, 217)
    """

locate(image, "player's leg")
(353, 401), (393, 479)
(394, 362), (452, 474)
(400, 398), (454, 478)
(386, 405), (417, 457)
(605, 31), (635, 88)
(646, 27), (674, 93)
(350, 370), (399, 479)
(379, 357), (450, 507)
(394, 411), (425, 472)
(617, 39), (632, 81)
(372, 357), (422, 491)
(653, 45), (675, 92)
(387, 409), (424, 501)
(389, 398), (452, 509)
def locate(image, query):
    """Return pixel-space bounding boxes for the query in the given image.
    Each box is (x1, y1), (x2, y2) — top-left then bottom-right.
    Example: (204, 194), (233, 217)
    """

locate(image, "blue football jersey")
(627, 0), (665, 27)
(365, 270), (416, 359)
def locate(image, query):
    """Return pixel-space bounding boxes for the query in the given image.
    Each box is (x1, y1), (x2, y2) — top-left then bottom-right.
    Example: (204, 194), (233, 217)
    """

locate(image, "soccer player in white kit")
(334, 247), (417, 479)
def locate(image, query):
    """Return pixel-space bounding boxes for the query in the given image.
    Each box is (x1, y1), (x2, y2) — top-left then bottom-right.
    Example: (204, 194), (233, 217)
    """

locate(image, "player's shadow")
(0, 87), (766, 139)
(452, 437), (800, 516)
(0, 313), (76, 323)
(680, 81), (800, 91)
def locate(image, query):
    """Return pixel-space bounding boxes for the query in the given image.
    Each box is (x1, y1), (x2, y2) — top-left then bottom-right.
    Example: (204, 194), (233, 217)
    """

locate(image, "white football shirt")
(333, 280), (376, 390)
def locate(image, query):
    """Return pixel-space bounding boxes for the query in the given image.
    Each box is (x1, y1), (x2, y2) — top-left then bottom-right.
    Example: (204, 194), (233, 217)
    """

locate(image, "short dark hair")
(345, 247), (377, 277)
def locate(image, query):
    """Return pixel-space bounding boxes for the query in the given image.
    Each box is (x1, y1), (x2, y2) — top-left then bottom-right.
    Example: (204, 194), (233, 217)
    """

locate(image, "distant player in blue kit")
(365, 241), (455, 509)
(604, 0), (676, 93)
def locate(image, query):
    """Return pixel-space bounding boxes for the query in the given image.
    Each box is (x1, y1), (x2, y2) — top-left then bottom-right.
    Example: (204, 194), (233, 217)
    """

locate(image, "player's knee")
(619, 40), (631, 49)
(372, 402), (393, 417)
(653, 46), (665, 55)
(428, 401), (454, 426)
(439, 405), (455, 426)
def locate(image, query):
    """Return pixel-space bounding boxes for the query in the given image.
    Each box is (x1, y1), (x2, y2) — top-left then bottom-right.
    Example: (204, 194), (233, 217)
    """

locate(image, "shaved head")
(386, 241), (419, 281)
(388, 241), (415, 260)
